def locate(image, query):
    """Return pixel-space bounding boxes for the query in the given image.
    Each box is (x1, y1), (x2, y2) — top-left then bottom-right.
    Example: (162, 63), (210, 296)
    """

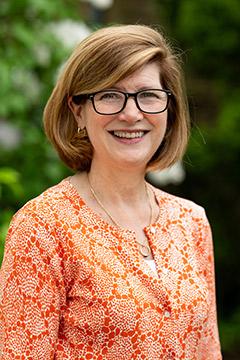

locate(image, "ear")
(68, 96), (86, 129)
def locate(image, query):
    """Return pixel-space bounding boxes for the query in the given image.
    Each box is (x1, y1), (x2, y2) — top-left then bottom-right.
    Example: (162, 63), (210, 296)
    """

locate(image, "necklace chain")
(87, 174), (153, 258)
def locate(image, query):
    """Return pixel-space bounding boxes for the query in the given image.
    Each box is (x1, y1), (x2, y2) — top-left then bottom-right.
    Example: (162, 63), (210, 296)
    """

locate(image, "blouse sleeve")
(196, 209), (222, 359)
(0, 210), (66, 360)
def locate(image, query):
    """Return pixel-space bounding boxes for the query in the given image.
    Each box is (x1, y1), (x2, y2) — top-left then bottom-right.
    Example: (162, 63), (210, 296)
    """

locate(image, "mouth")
(109, 130), (149, 139)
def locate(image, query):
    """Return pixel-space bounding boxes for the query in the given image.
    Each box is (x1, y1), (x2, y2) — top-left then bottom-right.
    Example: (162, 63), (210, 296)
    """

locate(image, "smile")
(110, 131), (147, 139)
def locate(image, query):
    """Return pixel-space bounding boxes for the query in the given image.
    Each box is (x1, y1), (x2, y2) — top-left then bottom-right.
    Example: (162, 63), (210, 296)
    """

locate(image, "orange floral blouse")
(0, 179), (222, 359)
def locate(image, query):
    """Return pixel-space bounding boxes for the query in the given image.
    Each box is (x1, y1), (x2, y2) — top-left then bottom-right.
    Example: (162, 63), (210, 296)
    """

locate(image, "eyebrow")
(102, 86), (163, 92)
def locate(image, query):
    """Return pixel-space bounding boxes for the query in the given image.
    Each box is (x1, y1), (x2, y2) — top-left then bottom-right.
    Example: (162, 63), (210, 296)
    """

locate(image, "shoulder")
(10, 178), (79, 227)
(151, 186), (213, 253)
(4, 178), (82, 258)
(151, 184), (207, 222)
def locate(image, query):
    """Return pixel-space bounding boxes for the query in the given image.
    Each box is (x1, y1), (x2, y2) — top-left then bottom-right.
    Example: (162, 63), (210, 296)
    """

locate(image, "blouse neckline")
(63, 177), (163, 236)
(62, 177), (168, 282)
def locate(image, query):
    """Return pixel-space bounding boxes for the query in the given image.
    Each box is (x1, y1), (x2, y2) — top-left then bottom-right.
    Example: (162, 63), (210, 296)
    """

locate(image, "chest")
(56, 217), (211, 358)
(63, 220), (209, 321)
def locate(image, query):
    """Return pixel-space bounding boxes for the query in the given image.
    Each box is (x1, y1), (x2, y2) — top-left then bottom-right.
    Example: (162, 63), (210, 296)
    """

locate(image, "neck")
(88, 158), (148, 205)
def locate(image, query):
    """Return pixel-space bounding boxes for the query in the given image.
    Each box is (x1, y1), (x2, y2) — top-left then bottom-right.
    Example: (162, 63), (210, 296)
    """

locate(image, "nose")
(118, 97), (144, 123)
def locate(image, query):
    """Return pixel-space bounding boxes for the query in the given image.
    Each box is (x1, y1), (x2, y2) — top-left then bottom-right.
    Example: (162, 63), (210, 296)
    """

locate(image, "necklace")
(87, 174), (153, 258)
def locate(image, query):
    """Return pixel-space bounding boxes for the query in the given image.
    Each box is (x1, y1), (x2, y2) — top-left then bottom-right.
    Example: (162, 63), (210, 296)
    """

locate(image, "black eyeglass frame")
(72, 88), (172, 115)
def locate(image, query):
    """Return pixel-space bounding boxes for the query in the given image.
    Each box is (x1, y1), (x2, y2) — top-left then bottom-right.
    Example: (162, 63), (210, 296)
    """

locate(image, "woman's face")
(70, 62), (168, 172)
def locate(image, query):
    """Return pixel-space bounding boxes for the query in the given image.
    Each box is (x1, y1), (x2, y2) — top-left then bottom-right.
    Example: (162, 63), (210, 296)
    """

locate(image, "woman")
(0, 25), (222, 359)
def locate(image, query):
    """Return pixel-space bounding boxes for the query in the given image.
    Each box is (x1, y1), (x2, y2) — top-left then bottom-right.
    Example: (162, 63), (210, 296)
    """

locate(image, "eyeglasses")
(72, 89), (171, 115)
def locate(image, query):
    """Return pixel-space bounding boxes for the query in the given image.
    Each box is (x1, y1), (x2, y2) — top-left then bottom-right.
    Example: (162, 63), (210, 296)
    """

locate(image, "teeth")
(113, 131), (145, 139)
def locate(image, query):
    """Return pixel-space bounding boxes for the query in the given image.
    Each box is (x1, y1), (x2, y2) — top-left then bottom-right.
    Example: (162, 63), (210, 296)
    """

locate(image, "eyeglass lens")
(92, 90), (169, 115)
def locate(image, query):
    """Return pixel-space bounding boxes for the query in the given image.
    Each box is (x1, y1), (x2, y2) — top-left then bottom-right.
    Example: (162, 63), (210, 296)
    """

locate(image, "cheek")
(154, 114), (168, 136)
(85, 115), (113, 145)
(86, 114), (115, 136)
(150, 118), (168, 152)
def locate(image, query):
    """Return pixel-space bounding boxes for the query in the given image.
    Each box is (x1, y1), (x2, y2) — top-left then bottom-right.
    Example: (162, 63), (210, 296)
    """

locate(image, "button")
(164, 310), (171, 318)
(150, 226), (156, 234)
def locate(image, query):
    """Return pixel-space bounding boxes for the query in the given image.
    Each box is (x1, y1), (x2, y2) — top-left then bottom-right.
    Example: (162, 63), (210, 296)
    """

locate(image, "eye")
(139, 90), (166, 101)
(97, 91), (123, 101)
(140, 91), (159, 98)
(144, 91), (156, 97)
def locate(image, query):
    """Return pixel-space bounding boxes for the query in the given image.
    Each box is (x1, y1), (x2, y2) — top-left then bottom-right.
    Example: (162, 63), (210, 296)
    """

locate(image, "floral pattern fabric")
(0, 179), (222, 359)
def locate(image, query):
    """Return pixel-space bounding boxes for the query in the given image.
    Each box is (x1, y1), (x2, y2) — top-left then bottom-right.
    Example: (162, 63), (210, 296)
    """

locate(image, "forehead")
(113, 62), (162, 90)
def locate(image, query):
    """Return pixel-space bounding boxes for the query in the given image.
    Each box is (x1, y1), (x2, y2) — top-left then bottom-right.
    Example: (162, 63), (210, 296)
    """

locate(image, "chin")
(113, 155), (150, 170)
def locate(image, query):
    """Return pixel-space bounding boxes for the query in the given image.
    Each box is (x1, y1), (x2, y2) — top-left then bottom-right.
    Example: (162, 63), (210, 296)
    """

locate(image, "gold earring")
(77, 127), (87, 136)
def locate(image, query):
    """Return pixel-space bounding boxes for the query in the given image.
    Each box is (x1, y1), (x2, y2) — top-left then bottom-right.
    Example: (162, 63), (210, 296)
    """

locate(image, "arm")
(0, 210), (66, 360)
(196, 209), (222, 359)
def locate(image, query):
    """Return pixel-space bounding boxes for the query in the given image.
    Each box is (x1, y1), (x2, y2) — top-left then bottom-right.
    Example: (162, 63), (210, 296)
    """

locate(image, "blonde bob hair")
(43, 24), (190, 172)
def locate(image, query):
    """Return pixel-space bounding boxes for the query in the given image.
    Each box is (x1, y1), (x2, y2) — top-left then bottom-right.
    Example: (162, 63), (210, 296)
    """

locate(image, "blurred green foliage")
(0, 0), (240, 357)
(0, 168), (22, 263)
(0, 0), (75, 256)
